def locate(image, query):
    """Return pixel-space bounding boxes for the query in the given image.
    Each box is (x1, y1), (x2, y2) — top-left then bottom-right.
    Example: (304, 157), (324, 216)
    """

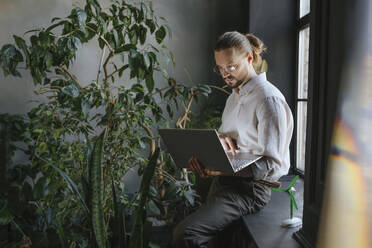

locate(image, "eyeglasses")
(213, 64), (238, 76)
(213, 55), (247, 76)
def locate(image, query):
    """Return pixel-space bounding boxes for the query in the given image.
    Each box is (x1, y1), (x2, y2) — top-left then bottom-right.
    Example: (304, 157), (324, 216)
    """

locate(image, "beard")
(225, 76), (245, 89)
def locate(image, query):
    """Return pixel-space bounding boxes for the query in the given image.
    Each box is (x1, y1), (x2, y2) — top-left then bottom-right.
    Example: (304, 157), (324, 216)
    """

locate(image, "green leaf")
(169, 51), (175, 66)
(76, 8), (87, 25)
(13, 35), (28, 55)
(115, 44), (136, 54)
(0, 44), (23, 77)
(52, 165), (90, 215)
(0, 200), (13, 226)
(129, 24), (138, 45)
(147, 199), (161, 215)
(45, 52), (53, 69)
(184, 189), (195, 206)
(112, 29), (119, 48)
(72, 36), (82, 49)
(141, 3), (147, 19)
(38, 142), (48, 154)
(53, 128), (63, 140)
(129, 148), (160, 248)
(56, 215), (67, 248)
(145, 19), (156, 34)
(32, 128), (43, 134)
(145, 74), (154, 93)
(131, 83), (144, 93)
(155, 26), (166, 43)
(90, 132), (107, 248)
(111, 180), (126, 248)
(61, 83), (79, 98)
(98, 37), (105, 49)
(39, 31), (54, 48)
(139, 25), (147, 45)
(99, 16), (107, 34)
(46, 20), (69, 32)
(81, 100), (90, 117)
(51, 17), (61, 22)
(164, 24), (172, 39)
(166, 104), (173, 118)
(143, 52), (151, 69)
(0, 209), (13, 226)
(0, 200), (7, 213)
(86, 22), (98, 39)
(33, 176), (49, 199)
(161, 68), (168, 79)
(197, 84), (212, 97)
(118, 64), (129, 77)
(24, 29), (42, 35)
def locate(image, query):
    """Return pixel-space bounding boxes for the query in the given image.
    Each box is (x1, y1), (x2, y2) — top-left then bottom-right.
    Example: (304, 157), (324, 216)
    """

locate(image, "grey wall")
(248, 0), (296, 109)
(248, 0), (297, 170)
(0, 0), (247, 192)
(0, 0), (247, 114)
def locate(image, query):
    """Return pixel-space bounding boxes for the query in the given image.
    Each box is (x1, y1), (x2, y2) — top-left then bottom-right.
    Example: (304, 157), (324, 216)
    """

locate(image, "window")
(299, 0), (310, 18)
(295, 1), (310, 172)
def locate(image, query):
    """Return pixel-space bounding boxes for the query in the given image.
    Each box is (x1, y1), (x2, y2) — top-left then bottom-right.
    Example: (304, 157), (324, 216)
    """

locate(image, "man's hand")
(188, 156), (222, 178)
(218, 134), (239, 156)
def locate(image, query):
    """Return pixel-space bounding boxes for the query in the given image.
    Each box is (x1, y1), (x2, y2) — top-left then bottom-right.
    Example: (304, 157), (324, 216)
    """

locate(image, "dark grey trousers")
(172, 176), (271, 248)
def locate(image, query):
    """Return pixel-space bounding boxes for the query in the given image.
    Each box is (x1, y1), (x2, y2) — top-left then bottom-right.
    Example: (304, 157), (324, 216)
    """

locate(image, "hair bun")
(245, 34), (266, 55)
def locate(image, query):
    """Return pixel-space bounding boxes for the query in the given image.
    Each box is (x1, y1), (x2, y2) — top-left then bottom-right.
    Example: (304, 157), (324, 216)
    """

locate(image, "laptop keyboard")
(231, 159), (249, 172)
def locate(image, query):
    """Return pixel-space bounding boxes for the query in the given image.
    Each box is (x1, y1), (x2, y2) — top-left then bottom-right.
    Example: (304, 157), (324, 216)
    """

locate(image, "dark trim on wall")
(294, 0), (331, 246)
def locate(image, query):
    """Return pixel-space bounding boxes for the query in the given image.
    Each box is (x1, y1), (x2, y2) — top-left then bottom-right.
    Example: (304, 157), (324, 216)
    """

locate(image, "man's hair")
(215, 31), (266, 71)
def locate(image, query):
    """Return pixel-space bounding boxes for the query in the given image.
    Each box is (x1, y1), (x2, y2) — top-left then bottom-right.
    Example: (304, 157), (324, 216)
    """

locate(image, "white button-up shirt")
(218, 72), (294, 181)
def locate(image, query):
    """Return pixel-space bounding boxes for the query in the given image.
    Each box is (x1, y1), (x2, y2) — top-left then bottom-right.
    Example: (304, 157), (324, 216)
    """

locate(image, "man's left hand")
(189, 157), (222, 177)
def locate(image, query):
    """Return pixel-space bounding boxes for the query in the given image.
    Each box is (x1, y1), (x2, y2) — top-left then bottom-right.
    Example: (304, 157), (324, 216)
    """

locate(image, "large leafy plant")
(0, 0), (212, 247)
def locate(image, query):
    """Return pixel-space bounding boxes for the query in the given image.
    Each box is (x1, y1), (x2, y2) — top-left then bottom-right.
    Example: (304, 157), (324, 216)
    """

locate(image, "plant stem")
(96, 46), (106, 84)
(86, 26), (114, 53)
(206, 85), (231, 95)
(58, 66), (83, 89)
(50, 30), (78, 40)
(142, 124), (155, 155)
(175, 89), (197, 184)
(176, 89), (196, 129)
(103, 52), (114, 88)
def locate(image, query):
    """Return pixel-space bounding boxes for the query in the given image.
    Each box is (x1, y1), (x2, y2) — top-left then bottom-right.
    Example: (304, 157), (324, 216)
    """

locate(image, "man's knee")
(172, 220), (208, 248)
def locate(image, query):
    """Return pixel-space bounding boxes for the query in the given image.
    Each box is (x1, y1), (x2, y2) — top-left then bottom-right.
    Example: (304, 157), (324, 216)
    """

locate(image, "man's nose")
(221, 69), (230, 77)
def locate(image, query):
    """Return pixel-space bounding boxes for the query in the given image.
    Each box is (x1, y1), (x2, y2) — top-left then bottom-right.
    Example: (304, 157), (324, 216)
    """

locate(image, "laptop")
(158, 128), (262, 174)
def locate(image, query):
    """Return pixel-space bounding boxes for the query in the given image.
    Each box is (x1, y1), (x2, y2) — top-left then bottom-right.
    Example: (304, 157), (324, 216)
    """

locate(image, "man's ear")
(247, 54), (253, 64)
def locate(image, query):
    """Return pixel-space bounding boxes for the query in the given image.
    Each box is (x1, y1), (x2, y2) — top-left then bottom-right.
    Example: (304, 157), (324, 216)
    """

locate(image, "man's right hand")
(218, 134), (239, 156)
(187, 156), (223, 178)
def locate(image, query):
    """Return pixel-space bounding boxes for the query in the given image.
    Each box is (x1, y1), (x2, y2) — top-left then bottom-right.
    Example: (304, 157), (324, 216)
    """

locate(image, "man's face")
(214, 48), (249, 89)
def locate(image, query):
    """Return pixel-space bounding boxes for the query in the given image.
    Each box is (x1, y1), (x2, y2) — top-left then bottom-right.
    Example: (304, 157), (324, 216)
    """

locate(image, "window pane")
(298, 26), (310, 99)
(299, 0), (310, 18)
(296, 101), (307, 171)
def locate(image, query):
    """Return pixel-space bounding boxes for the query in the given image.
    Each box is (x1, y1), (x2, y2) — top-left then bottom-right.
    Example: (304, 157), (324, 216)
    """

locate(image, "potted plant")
(0, 0), (212, 247)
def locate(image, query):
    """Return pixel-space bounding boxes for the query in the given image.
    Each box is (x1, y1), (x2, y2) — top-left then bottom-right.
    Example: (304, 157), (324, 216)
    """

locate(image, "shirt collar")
(236, 72), (267, 95)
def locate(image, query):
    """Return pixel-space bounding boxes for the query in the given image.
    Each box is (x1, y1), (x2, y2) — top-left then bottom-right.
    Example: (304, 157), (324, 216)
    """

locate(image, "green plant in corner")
(0, 0), (212, 247)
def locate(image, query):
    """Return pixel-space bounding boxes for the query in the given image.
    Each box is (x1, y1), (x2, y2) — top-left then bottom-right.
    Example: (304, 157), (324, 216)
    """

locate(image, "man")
(172, 31), (294, 248)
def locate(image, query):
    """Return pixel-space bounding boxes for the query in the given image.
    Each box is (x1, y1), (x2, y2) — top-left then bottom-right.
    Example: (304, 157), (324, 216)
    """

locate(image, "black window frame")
(293, 0), (310, 175)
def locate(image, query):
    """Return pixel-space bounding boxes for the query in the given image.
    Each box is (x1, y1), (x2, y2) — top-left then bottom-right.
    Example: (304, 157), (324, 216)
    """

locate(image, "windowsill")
(242, 174), (304, 248)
